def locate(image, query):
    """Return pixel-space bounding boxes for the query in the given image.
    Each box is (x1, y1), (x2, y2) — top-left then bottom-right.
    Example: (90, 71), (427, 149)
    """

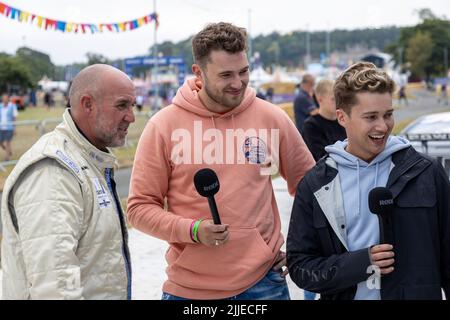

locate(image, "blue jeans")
(162, 269), (290, 300)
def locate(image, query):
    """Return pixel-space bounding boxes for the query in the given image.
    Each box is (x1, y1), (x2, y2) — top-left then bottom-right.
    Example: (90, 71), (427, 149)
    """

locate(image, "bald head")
(68, 64), (136, 150)
(69, 64), (131, 111)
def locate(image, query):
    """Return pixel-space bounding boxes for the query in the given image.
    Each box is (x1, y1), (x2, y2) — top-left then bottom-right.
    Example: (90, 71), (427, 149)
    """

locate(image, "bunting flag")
(0, 1), (159, 34)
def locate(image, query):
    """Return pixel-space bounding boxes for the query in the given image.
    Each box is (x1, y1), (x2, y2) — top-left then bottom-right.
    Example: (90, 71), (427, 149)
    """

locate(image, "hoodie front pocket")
(168, 227), (274, 291)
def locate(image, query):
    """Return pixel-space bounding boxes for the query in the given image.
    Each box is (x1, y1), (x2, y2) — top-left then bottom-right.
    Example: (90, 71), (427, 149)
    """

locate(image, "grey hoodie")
(324, 135), (410, 300)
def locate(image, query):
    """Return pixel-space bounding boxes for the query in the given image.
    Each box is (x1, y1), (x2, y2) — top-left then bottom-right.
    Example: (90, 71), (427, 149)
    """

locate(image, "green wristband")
(192, 218), (204, 243)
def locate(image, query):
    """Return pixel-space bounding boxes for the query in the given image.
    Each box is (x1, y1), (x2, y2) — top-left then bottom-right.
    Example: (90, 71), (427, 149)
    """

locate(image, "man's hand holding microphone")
(369, 187), (395, 275)
(194, 168), (229, 247)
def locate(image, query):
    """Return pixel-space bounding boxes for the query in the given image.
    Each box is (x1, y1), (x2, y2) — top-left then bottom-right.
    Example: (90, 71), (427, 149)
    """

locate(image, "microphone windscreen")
(368, 187), (394, 216)
(194, 168), (220, 197)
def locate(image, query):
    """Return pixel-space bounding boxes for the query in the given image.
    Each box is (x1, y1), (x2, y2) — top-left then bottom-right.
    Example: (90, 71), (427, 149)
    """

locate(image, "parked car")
(400, 111), (450, 180)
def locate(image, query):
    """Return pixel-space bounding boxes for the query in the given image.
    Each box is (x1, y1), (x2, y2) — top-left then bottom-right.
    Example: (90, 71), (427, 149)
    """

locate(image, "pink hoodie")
(127, 78), (315, 299)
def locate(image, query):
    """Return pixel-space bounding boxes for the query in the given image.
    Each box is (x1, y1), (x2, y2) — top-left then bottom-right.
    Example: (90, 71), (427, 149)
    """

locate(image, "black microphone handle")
(207, 196), (221, 225)
(381, 214), (394, 245)
(378, 216), (386, 244)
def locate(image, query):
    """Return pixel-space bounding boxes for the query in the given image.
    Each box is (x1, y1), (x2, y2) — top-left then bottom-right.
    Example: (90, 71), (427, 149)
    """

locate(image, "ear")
(317, 95), (324, 105)
(336, 108), (348, 128)
(192, 64), (203, 80)
(80, 94), (94, 113)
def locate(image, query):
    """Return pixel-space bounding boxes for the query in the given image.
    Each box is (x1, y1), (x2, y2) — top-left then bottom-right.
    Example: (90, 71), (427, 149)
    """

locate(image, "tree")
(86, 52), (111, 66)
(158, 41), (175, 56)
(387, 8), (450, 79)
(147, 27), (401, 69)
(415, 8), (439, 21)
(0, 55), (34, 93)
(15, 47), (55, 83)
(267, 41), (280, 65)
(406, 31), (433, 78)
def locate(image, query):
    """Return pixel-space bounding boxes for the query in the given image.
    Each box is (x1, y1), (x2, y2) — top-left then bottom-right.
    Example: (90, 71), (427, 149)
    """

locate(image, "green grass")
(0, 106), (149, 191)
(17, 106), (65, 121)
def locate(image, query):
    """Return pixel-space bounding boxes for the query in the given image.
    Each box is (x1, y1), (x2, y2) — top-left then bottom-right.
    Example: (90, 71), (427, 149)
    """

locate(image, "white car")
(400, 111), (450, 179)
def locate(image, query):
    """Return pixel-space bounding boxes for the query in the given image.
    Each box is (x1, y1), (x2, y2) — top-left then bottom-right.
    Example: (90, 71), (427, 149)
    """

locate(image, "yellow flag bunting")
(0, 1), (159, 34)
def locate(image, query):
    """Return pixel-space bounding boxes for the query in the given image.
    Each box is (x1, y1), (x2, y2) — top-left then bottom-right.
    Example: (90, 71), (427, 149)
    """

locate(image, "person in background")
(439, 83), (448, 106)
(293, 74), (319, 134)
(302, 79), (347, 161)
(0, 93), (18, 161)
(256, 87), (267, 100)
(136, 93), (144, 112)
(266, 86), (274, 102)
(398, 86), (408, 106)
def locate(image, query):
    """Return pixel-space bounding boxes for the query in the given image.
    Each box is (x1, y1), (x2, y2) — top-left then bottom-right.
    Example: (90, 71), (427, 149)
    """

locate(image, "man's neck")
(301, 86), (312, 96)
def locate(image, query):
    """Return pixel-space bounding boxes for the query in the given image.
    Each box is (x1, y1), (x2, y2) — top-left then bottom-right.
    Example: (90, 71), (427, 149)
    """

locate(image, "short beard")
(204, 81), (245, 109)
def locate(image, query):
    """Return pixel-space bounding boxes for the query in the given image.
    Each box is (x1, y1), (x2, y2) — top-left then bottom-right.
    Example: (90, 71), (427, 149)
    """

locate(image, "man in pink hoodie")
(127, 22), (315, 300)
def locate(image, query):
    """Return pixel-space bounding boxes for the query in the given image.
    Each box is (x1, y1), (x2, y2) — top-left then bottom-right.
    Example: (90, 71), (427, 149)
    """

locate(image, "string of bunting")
(0, 1), (159, 34)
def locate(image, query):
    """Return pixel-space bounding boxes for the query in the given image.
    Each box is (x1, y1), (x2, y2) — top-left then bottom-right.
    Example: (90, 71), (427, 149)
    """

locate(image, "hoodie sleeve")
(277, 111), (315, 195)
(127, 120), (193, 243)
(287, 175), (373, 295)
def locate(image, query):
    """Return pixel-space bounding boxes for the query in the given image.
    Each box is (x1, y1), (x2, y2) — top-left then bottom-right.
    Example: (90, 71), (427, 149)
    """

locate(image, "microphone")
(368, 187), (394, 244)
(194, 168), (222, 225)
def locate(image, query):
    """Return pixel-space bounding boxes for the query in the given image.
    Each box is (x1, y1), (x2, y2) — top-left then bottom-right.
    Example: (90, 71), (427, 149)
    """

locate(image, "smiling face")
(193, 50), (249, 113)
(337, 92), (394, 163)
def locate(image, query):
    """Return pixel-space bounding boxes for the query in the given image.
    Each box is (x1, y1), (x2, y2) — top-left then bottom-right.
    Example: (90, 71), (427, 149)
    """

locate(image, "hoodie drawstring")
(209, 114), (237, 162)
(356, 161), (380, 217)
(356, 159), (360, 217)
(210, 116), (217, 129)
(374, 162), (379, 188)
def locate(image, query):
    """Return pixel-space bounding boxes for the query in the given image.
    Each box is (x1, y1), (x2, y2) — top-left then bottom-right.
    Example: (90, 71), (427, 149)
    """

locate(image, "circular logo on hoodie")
(243, 137), (266, 164)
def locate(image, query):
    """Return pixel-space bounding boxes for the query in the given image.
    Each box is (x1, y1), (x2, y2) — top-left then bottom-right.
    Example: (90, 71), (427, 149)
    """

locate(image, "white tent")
(250, 66), (273, 87)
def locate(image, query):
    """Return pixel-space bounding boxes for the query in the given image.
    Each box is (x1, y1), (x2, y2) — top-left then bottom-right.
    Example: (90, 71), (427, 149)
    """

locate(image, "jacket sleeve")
(287, 175), (372, 295)
(12, 159), (84, 299)
(127, 120), (193, 243)
(277, 109), (315, 196)
(435, 160), (450, 297)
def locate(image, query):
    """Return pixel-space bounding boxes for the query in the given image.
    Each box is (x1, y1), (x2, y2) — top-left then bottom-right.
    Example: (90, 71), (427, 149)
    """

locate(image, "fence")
(0, 112), (153, 172)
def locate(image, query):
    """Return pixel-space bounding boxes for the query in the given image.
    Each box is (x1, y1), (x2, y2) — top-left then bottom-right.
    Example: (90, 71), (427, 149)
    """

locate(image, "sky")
(1, 0), (449, 65)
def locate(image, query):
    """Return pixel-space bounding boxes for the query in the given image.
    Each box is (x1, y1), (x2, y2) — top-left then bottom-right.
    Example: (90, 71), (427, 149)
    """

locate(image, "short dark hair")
(192, 22), (247, 67)
(301, 74), (315, 85)
(334, 62), (396, 114)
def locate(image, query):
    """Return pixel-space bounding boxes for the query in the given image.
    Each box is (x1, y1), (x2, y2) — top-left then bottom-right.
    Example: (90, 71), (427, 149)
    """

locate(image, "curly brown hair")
(334, 62), (395, 114)
(192, 22), (247, 67)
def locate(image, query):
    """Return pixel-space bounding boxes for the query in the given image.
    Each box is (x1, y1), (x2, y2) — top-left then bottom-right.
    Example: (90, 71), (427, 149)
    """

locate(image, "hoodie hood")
(325, 135), (411, 215)
(172, 78), (256, 119)
(325, 135), (411, 168)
